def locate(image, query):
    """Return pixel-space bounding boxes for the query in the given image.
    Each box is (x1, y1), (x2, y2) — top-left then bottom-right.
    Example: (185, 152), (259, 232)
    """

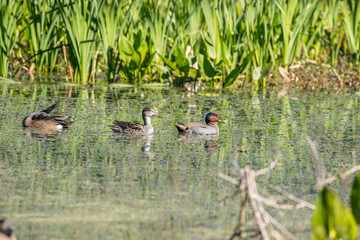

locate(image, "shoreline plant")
(0, 0), (359, 86)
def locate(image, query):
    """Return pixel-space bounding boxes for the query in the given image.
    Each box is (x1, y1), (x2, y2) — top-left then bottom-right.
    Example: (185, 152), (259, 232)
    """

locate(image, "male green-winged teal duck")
(175, 112), (225, 134)
(22, 103), (74, 130)
(109, 108), (161, 134)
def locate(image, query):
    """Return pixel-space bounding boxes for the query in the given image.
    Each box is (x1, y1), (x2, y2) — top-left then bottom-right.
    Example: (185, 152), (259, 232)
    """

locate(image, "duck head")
(205, 112), (225, 125)
(142, 108), (161, 118)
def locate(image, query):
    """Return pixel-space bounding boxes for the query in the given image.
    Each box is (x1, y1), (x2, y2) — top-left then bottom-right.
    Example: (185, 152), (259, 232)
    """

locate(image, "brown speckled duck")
(0, 219), (17, 240)
(175, 112), (225, 134)
(109, 108), (161, 134)
(22, 103), (74, 130)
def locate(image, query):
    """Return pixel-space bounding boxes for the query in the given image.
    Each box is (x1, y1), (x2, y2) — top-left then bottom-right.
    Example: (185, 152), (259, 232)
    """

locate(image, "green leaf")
(176, 48), (189, 69)
(312, 187), (357, 240)
(134, 30), (142, 50)
(137, 42), (148, 65)
(202, 55), (215, 77)
(188, 68), (199, 79)
(351, 173), (360, 224)
(0, 77), (18, 83)
(120, 36), (134, 56)
(223, 51), (254, 87)
(158, 54), (180, 74)
(129, 51), (141, 70)
(141, 52), (157, 69)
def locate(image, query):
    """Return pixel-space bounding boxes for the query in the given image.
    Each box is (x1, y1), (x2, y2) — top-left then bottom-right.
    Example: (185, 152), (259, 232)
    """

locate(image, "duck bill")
(154, 114), (162, 118)
(216, 119), (225, 124)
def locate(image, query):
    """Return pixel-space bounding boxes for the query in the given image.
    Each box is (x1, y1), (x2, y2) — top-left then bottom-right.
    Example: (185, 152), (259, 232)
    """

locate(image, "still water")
(0, 81), (359, 239)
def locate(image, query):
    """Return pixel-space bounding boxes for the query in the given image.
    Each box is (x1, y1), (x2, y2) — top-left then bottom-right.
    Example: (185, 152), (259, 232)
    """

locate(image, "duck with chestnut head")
(175, 112), (225, 134)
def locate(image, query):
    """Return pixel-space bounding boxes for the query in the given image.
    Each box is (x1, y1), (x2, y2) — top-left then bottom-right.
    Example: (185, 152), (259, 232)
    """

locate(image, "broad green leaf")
(188, 68), (199, 79)
(203, 35), (216, 59)
(176, 48), (189, 69)
(141, 52), (157, 69)
(137, 42), (148, 65)
(351, 173), (360, 224)
(312, 187), (357, 240)
(134, 30), (142, 50)
(202, 55), (215, 78)
(223, 51), (254, 87)
(158, 54), (180, 74)
(120, 36), (134, 56)
(129, 51), (141, 70)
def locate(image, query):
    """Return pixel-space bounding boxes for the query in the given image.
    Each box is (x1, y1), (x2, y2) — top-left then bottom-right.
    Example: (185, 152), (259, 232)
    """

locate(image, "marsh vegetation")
(0, 0), (359, 87)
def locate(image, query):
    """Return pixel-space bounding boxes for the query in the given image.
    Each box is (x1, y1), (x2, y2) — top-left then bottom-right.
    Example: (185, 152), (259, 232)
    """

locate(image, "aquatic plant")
(57, 0), (104, 84)
(25, 0), (61, 72)
(0, 0), (23, 77)
(0, 0), (359, 86)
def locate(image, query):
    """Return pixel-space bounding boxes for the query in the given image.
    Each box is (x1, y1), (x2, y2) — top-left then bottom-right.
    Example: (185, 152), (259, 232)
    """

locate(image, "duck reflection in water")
(111, 134), (155, 160)
(176, 133), (220, 152)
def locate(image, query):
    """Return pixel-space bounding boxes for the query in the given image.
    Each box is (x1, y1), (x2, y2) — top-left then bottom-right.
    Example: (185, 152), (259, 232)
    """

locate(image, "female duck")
(109, 108), (161, 134)
(175, 112), (225, 134)
(22, 103), (74, 130)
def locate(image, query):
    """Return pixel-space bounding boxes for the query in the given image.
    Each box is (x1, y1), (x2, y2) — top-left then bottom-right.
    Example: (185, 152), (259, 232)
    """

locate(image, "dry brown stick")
(244, 166), (270, 240)
(257, 195), (309, 210)
(305, 136), (326, 186)
(320, 164), (360, 186)
(262, 211), (297, 240)
(270, 228), (286, 240)
(261, 182), (315, 210)
(230, 179), (250, 240)
(255, 154), (281, 177)
(218, 172), (239, 186)
(332, 68), (344, 87)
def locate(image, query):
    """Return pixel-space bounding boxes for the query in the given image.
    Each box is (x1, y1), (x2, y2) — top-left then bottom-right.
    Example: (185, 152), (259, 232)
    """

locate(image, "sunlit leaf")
(158, 54), (180, 74)
(137, 42), (148, 65)
(252, 67), (261, 80)
(141, 52), (157, 69)
(351, 173), (360, 224)
(223, 51), (253, 87)
(312, 187), (357, 240)
(0, 77), (18, 83)
(120, 36), (134, 56)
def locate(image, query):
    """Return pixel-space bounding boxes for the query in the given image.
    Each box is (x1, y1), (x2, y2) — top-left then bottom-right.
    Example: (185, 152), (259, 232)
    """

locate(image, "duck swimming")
(175, 112), (224, 134)
(109, 108), (161, 134)
(22, 103), (74, 130)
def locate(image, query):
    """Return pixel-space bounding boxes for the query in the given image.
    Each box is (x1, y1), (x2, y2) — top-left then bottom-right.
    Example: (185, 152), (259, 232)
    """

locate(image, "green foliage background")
(0, 0), (359, 85)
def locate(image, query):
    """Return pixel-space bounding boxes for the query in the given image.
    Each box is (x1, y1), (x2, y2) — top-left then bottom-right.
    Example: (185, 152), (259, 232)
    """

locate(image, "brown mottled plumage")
(22, 103), (74, 130)
(109, 108), (161, 134)
(0, 219), (16, 240)
(175, 112), (224, 134)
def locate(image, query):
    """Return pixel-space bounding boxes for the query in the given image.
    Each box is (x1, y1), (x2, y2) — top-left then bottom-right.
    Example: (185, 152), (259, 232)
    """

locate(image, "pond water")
(0, 81), (359, 239)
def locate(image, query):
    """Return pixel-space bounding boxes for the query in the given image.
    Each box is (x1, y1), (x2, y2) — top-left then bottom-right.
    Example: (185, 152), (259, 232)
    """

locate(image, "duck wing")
(109, 121), (144, 133)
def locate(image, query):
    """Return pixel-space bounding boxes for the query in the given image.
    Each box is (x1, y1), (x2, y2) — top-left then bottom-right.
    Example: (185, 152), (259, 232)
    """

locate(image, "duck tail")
(174, 123), (188, 132)
(42, 103), (57, 114)
(108, 125), (123, 133)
